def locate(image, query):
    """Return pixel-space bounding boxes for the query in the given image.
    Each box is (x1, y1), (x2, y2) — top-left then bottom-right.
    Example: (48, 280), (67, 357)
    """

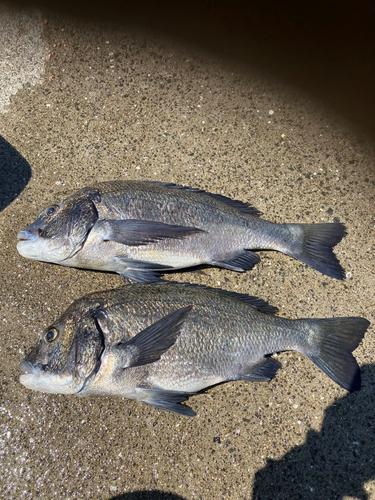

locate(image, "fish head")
(17, 188), (100, 263)
(19, 299), (105, 395)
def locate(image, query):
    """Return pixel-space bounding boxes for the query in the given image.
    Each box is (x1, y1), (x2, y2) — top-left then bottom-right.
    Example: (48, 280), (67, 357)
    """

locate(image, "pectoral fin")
(102, 219), (206, 246)
(114, 305), (193, 368)
(136, 387), (197, 417)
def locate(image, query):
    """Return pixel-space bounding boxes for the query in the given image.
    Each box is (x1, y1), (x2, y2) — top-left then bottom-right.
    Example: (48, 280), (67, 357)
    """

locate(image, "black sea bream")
(20, 284), (369, 416)
(17, 181), (347, 282)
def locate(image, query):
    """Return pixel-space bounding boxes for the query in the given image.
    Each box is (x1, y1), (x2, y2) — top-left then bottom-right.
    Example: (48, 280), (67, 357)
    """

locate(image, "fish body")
(17, 181), (346, 281)
(20, 284), (369, 416)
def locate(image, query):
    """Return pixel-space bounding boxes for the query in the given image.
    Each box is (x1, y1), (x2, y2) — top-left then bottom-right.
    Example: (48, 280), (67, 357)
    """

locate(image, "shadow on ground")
(12, 0), (375, 140)
(0, 136), (31, 211)
(110, 492), (186, 500)
(252, 364), (375, 500)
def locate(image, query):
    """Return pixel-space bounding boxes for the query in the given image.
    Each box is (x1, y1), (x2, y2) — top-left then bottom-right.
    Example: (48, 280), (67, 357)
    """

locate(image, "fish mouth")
(19, 359), (37, 374)
(17, 228), (72, 262)
(17, 229), (39, 242)
(19, 357), (78, 394)
(19, 349), (102, 394)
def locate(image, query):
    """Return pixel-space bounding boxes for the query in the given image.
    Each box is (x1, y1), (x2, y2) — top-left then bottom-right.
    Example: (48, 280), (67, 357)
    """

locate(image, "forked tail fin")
(301, 317), (370, 391)
(285, 222), (347, 279)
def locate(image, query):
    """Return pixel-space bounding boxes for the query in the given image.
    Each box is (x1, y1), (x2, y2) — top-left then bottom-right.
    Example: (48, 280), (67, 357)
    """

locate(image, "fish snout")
(19, 358), (37, 374)
(17, 229), (39, 242)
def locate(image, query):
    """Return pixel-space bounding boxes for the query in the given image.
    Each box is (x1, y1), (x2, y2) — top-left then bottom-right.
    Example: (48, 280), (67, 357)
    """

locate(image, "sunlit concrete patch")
(0, 5), (47, 113)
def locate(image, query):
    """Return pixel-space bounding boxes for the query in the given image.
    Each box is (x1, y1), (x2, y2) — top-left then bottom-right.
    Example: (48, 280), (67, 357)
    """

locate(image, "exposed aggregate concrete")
(1, 5), (374, 500)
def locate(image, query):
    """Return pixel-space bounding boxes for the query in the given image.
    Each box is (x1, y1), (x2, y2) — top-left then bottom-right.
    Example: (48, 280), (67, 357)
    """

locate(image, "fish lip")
(17, 230), (38, 242)
(19, 358), (79, 393)
(17, 229), (71, 262)
(19, 358), (37, 374)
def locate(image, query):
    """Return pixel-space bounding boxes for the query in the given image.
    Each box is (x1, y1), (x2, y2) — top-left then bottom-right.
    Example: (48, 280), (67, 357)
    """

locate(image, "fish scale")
(20, 283), (369, 416)
(17, 180), (347, 282)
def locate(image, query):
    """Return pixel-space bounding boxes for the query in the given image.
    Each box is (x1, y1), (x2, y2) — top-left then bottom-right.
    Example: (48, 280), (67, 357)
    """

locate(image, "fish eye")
(44, 328), (58, 342)
(46, 205), (58, 216)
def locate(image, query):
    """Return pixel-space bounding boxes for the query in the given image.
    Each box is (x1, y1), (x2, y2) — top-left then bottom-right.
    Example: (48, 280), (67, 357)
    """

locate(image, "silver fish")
(19, 283), (369, 417)
(17, 181), (347, 282)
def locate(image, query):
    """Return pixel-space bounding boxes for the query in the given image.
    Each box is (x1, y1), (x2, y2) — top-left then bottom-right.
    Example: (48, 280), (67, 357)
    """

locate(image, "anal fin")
(241, 357), (281, 382)
(213, 250), (260, 272)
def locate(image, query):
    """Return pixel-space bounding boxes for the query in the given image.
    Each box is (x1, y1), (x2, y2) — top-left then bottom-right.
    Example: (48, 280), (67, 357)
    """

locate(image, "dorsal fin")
(147, 181), (261, 217)
(153, 282), (278, 314)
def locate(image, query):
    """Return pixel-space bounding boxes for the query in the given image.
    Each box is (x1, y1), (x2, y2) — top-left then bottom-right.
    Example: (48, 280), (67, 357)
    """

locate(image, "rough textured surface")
(0, 4), (47, 113)
(1, 4), (374, 500)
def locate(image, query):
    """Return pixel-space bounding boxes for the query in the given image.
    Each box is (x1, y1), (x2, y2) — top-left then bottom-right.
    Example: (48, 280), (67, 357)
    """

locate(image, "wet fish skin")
(17, 188), (100, 263)
(19, 283), (369, 416)
(17, 181), (347, 282)
(19, 298), (104, 395)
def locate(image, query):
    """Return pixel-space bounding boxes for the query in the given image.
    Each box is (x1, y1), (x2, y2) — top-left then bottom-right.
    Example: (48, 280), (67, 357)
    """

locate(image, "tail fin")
(286, 223), (347, 279)
(302, 317), (369, 391)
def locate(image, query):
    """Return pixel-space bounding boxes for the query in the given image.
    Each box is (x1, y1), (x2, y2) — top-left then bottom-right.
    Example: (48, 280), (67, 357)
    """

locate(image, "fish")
(19, 283), (369, 417)
(17, 180), (347, 282)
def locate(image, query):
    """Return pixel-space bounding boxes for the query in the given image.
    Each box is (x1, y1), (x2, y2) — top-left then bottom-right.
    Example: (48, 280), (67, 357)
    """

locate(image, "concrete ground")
(1, 2), (374, 499)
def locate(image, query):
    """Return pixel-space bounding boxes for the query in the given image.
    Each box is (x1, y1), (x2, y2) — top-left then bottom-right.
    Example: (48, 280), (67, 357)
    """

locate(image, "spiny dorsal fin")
(147, 181), (261, 217)
(152, 281), (278, 314)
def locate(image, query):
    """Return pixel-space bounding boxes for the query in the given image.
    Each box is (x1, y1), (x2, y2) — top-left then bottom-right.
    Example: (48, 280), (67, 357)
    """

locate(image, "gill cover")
(45, 188), (100, 260)
(19, 300), (105, 395)
(18, 187), (100, 262)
